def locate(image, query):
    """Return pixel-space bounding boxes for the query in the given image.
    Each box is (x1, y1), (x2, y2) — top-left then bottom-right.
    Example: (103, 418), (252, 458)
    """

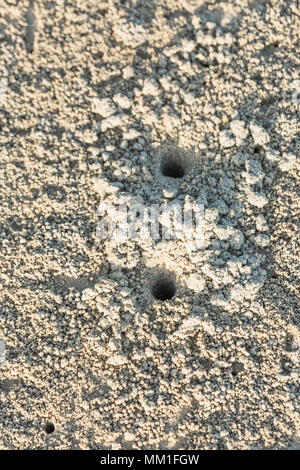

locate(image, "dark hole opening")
(152, 278), (176, 301)
(232, 361), (244, 376)
(161, 159), (184, 178)
(45, 422), (55, 434)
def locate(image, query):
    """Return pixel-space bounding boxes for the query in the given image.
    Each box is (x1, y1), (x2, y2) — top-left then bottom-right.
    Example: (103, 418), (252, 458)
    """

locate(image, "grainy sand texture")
(0, 0), (299, 450)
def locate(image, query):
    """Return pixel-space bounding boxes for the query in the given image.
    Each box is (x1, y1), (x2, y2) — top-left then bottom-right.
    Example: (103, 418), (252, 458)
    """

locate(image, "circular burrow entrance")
(152, 277), (176, 301)
(161, 157), (185, 178)
(45, 422), (55, 434)
(253, 145), (262, 155)
(158, 146), (190, 179)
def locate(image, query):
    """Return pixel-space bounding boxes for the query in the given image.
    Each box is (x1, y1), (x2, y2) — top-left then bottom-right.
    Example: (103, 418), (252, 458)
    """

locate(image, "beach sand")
(0, 0), (299, 449)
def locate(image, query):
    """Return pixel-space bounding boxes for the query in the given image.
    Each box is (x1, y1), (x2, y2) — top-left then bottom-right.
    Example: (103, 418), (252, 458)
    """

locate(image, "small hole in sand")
(152, 278), (176, 301)
(231, 361), (244, 376)
(45, 422), (55, 434)
(161, 157), (184, 178)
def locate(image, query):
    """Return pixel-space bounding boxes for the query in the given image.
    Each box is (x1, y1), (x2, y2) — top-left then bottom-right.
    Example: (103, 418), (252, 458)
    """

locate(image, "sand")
(0, 0), (299, 450)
